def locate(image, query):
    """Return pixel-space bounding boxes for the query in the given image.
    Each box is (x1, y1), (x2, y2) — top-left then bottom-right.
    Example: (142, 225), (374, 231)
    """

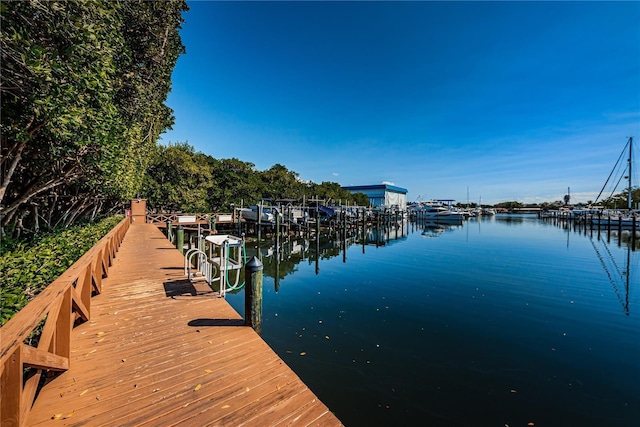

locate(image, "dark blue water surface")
(225, 215), (639, 427)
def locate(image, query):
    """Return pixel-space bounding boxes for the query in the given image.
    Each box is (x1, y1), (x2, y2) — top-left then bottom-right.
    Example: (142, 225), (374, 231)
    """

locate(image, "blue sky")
(160, 0), (640, 205)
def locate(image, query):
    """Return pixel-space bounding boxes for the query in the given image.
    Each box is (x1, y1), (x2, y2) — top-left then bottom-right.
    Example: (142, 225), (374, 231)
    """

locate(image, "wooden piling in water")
(244, 256), (263, 334)
(618, 215), (623, 236)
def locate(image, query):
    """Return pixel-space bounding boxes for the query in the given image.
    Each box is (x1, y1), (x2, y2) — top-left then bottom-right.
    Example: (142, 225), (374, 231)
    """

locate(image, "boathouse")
(342, 184), (408, 209)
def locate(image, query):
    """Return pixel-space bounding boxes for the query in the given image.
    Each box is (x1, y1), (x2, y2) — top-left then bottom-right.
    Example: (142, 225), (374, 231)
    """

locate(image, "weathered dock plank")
(26, 223), (342, 426)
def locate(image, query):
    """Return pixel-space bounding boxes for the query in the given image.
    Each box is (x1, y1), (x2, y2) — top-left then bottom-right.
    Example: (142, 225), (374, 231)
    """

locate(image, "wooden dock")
(23, 223), (343, 426)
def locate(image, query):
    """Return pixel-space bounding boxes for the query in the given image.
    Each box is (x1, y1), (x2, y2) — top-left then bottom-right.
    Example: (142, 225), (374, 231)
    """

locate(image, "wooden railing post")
(81, 265), (93, 317)
(55, 288), (72, 359)
(1, 347), (22, 427)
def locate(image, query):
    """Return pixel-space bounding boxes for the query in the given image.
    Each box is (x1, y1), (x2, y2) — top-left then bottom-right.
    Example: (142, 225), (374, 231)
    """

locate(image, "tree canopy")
(141, 143), (370, 213)
(1, 0), (188, 234)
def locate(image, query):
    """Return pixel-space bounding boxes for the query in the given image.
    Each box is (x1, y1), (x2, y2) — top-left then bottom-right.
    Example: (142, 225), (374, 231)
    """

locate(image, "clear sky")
(160, 0), (640, 205)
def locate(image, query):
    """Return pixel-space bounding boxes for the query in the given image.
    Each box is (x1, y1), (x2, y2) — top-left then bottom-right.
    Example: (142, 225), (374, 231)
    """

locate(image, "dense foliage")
(142, 142), (371, 212)
(1, 0), (188, 237)
(0, 215), (122, 326)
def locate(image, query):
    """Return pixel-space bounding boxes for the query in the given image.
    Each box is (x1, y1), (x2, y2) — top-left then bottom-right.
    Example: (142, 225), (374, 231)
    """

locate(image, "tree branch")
(0, 119), (44, 205)
(0, 168), (79, 225)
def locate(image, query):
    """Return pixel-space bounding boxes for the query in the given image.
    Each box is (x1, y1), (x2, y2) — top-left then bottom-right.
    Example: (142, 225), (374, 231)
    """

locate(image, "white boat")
(411, 201), (464, 223)
(423, 206), (464, 222)
(239, 205), (275, 223)
(289, 207), (308, 223)
(591, 213), (639, 229)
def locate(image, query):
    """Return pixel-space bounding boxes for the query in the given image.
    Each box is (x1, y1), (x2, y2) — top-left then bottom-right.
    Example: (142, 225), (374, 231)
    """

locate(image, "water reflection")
(590, 236), (633, 315)
(420, 220), (462, 238)
(225, 215), (639, 426)
(247, 222), (412, 265)
(551, 219), (638, 316)
(493, 212), (541, 225)
(243, 215), (638, 320)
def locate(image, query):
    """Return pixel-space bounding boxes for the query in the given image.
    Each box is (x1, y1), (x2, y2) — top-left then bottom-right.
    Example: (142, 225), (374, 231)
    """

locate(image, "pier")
(539, 209), (639, 247)
(0, 219), (343, 426)
(145, 203), (412, 241)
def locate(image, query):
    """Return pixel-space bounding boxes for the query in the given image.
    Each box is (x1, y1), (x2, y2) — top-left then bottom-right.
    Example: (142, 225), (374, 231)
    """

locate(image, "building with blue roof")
(342, 184), (408, 209)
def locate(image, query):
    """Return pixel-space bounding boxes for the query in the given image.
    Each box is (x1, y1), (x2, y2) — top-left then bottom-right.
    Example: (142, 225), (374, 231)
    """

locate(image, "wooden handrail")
(146, 213), (212, 224)
(146, 213), (237, 225)
(0, 217), (130, 427)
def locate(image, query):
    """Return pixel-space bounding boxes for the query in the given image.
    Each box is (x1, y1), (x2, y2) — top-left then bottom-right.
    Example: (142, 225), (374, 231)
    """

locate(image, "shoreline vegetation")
(0, 216), (122, 326)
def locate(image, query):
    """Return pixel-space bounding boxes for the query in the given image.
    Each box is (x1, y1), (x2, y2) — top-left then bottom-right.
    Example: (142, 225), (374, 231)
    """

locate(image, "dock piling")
(244, 256), (263, 334)
(176, 225), (184, 254)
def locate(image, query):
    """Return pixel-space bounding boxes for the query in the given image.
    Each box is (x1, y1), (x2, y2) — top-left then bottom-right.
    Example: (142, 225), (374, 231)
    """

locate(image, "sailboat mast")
(628, 136), (633, 210)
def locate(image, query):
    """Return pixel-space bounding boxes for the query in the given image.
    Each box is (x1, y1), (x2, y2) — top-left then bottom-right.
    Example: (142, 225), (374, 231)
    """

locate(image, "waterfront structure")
(342, 184), (408, 209)
(0, 220), (343, 426)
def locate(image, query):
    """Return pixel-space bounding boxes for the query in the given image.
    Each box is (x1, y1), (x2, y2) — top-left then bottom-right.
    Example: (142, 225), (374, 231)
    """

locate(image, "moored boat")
(591, 137), (637, 229)
(239, 205), (275, 223)
(410, 201), (464, 223)
(591, 212), (639, 229)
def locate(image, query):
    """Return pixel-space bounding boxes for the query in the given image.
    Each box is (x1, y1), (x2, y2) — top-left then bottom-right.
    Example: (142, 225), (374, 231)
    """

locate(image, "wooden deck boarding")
(25, 223), (343, 426)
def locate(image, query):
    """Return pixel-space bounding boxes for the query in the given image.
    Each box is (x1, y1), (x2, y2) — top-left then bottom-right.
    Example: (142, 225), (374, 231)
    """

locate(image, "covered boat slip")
(24, 223), (342, 426)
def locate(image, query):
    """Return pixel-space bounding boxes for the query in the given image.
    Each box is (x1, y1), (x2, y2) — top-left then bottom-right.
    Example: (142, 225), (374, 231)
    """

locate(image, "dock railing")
(146, 213), (212, 224)
(0, 217), (130, 427)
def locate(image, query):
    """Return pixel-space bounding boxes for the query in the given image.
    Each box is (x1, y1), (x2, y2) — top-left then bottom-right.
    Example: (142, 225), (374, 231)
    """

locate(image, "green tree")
(110, 0), (187, 200)
(494, 201), (523, 210)
(309, 181), (358, 205)
(603, 187), (640, 209)
(351, 192), (371, 207)
(0, 0), (187, 234)
(208, 158), (262, 211)
(142, 142), (212, 213)
(260, 164), (305, 201)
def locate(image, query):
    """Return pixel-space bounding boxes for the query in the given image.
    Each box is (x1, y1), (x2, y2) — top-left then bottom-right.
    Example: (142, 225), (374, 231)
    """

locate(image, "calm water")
(225, 214), (639, 427)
